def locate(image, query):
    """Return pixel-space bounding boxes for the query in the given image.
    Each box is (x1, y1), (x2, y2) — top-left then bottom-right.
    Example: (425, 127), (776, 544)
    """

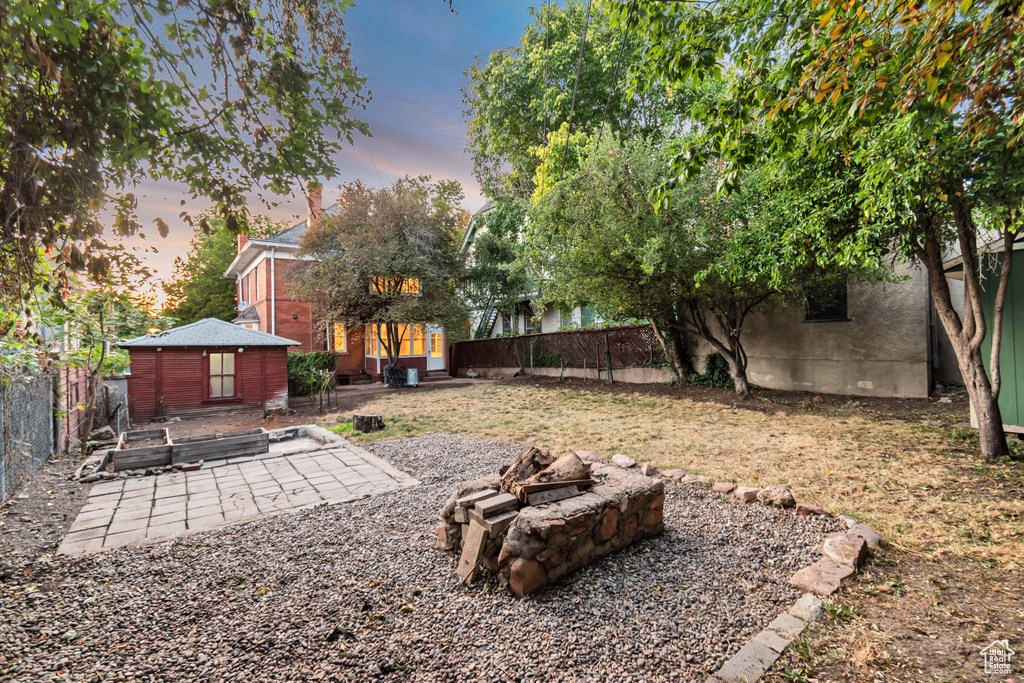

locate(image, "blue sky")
(129, 0), (536, 294)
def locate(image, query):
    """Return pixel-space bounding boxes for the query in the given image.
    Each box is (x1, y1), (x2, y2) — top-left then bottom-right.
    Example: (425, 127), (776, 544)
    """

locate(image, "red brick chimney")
(307, 183), (323, 226)
(237, 233), (249, 252)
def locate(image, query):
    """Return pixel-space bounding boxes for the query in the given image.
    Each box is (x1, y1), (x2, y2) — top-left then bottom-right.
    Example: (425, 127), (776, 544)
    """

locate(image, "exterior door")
(427, 327), (445, 371)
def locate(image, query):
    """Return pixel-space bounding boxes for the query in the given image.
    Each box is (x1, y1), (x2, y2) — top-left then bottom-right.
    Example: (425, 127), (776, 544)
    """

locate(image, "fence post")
(493, 341), (498, 369)
(604, 331), (613, 385)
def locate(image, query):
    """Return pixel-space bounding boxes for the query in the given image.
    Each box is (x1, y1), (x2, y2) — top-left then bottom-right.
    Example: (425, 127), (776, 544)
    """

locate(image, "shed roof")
(120, 318), (299, 348)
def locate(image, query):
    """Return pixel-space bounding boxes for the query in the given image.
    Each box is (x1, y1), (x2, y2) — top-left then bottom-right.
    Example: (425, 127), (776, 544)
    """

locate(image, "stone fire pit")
(438, 451), (665, 596)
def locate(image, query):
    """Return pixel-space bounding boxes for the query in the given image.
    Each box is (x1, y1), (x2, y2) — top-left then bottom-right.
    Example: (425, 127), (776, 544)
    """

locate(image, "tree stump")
(353, 414), (386, 433)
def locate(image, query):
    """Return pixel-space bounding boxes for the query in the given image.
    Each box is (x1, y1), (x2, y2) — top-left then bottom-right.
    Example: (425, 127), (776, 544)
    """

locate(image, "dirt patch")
(0, 453), (90, 562)
(766, 554), (1024, 682)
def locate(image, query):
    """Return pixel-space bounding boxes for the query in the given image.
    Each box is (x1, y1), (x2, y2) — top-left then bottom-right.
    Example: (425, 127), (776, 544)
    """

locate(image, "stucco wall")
(690, 266), (931, 398)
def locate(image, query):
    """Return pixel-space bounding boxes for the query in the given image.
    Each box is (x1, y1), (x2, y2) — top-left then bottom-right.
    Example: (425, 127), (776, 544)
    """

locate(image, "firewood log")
(499, 446), (555, 494)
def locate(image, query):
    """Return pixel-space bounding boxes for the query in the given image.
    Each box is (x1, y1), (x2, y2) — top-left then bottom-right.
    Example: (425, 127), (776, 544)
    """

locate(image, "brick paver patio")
(57, 429), (418, 557)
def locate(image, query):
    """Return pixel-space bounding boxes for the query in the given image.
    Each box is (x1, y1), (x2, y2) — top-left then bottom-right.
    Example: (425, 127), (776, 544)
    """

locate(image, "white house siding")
(690, 264), (932, 398)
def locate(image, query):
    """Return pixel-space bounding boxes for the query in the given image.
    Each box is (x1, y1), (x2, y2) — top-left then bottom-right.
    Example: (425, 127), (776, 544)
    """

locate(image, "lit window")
(399, 325), (412, 356)
(413, 325), (426, 355)
(209, 352), (236, 398)
(370, 277), (421, 295)
(333, 323), (347, 352)
(365, 325), (376, 356)
(430, 333), (443, 358)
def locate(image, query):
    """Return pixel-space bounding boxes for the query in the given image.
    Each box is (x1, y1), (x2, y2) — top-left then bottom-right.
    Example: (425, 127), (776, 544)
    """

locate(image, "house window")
(525, 314), (537, 335)
(365, 325), (377, 356)
(430, 333), (443, 358)
(332, 322), (347, 352)
(254, 268), (259, 302)
(209, 352), (236, 398)
(412, 325), (426, 355)
(501, 311), (514, 334)
(580, 307), (596, 327)
(806, 282), (849, 322)
(370, 277), (421, 295)
(560, 309), (573, 327)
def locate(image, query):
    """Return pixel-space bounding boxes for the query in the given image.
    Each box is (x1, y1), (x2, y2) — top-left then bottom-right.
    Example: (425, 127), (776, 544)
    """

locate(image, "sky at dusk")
(123, 0), (536, 301)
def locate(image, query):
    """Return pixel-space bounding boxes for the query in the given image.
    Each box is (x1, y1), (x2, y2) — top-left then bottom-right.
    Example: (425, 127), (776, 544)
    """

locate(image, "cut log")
(499, 446), (556, 494)
(353, 414), (385, 433)
(524, 452), (590, 486)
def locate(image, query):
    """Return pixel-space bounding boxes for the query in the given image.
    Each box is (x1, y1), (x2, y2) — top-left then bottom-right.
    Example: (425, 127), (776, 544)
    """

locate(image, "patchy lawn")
(319, 377), (1023, 682)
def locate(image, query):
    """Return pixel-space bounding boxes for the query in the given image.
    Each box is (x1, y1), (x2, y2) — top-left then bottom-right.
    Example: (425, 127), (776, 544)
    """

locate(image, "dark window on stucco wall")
(805, 282), (849, 322)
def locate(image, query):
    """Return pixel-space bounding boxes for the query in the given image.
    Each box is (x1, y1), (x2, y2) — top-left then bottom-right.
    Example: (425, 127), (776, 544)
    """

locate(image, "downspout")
(270, 249), (277, 336)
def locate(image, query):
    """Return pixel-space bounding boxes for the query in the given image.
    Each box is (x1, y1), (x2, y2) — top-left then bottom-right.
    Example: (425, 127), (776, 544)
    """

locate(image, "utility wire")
(558, 0), (594, 182)
(361, 132), (386, 188)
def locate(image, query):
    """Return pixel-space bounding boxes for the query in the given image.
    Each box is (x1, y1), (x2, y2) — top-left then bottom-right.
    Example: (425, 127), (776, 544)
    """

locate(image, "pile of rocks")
(70, 453), (203, 483)
(437, 447), (665, 596)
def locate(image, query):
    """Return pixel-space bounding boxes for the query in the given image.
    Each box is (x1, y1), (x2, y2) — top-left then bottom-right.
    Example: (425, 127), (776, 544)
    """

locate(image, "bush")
(689, 352), (733, 388)
(287, 351), (337, 395)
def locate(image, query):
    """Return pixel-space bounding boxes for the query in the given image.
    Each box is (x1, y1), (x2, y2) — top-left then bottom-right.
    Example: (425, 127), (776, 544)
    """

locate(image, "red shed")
(120, 318), (299, 422)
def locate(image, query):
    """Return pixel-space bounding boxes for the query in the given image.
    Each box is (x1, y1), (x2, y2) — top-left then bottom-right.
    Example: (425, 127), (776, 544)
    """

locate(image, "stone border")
(708, 593), (825, 683)
(580, 451), (886, 683)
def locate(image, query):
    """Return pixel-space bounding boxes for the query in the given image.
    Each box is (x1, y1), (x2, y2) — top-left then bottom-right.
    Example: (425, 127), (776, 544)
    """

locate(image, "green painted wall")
(979, 255), (1024, 428)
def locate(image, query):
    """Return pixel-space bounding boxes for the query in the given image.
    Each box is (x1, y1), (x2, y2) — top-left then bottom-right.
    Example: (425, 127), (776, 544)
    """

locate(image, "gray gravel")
(0, 433), (841, 682)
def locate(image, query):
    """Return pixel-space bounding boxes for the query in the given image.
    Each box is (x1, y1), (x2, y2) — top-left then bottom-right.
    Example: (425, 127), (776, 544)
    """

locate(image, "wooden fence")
(451, 325), (666, 372)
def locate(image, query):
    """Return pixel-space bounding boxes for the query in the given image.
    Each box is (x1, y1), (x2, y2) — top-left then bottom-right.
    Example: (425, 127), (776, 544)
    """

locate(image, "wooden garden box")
(170, 428), (269, 465)
(113, 428), (172, 471)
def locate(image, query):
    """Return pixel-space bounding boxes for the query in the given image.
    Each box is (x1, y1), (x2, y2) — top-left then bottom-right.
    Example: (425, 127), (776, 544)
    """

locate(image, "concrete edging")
(300, 424), (420, 489)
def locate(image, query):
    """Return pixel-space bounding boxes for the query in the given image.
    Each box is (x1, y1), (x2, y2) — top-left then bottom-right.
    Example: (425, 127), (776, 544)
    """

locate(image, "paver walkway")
(57, 429), (418, 557)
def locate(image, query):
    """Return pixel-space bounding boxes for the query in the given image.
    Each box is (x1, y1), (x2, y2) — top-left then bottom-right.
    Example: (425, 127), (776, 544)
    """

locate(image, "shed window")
(332, 323), (347, 352)
(806, 282), (849, 322)
(209, 352), (236, 398)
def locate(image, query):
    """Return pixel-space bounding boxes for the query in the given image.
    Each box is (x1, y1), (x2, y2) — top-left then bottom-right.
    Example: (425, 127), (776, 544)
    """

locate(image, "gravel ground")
(0, 434), (841, 682)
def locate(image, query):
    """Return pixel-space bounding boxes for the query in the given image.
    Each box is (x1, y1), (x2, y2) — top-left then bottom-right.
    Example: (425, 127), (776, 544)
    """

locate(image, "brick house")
(223, 188), (451, 383)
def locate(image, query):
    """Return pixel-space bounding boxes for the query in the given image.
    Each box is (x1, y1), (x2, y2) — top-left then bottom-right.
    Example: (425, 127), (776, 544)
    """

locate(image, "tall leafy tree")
(162, 217), (279, 325)
(614, 0), (1023, 459)
(462, 0), (680, 201)
(527, 132), (875, 396)
(1, 0), (369, 330)
(292, 177), (469, 380)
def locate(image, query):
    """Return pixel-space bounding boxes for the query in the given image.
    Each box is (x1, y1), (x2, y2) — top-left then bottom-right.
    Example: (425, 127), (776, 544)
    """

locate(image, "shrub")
(287, 351), (337, 395)
(689, 352), (733, 387)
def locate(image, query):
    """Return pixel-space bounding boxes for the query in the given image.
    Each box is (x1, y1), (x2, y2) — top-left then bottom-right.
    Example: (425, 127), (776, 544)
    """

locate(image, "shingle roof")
(268, 203), (342, 244)
(120, 318), (299, 347)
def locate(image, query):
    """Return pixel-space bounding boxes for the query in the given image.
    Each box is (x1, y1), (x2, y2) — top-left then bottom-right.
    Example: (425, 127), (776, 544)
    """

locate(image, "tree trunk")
(500, 446), (556, 494)
(650, 315), (688, 378)
(920, 210), (1009, 460)
(725, 354), (750, 397)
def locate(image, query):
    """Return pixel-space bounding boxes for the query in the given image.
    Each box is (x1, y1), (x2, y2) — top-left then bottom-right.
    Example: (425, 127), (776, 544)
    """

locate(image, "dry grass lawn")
(329, 380), (1023, 566)
(322, 379), (1023, 681)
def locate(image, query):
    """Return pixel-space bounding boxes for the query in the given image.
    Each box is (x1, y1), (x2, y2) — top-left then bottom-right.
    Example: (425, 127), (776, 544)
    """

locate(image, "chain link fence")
(452, 324), (667, 372)
(1, 371), (56, 502)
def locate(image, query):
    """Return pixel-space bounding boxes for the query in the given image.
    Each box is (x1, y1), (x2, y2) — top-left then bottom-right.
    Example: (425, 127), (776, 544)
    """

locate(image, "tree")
(1, 0), (369, 329)
(292, 177), (469, 383)
(615, 0), (1023, 459)
(462, 0), (680, 201)
(162, 216), (279, 325)
(526, 131), (872, 396)
(48, 250), (169, 454)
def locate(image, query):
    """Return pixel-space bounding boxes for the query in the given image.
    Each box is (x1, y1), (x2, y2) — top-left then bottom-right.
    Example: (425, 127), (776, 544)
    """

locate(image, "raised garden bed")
(113, 428), (172, 471)
(171, 428), (269, 464)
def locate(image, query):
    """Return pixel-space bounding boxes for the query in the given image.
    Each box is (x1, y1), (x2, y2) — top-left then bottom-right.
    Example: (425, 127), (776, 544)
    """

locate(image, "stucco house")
(460, 203), (965, 399)
(223, 188), (451, 384)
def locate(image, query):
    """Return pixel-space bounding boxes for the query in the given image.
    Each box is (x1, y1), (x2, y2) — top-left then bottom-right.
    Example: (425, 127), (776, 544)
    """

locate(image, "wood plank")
(457, 520), (489, 583)
(455, 488), (498, 509)
(526, 486), (580, 506)
(518, 478), (593, 494)
(467, 508), (518, 537)
(474, 492), (518, 518)
(114, 450), (171, 471)
(116, 443), (172, 457)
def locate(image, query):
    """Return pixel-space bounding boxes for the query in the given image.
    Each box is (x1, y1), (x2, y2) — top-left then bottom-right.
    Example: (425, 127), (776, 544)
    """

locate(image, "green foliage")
(1, 0), (369, 327)
(292, 176), (469, 368)
(287, 351), (337, 396)
(689, 353), (732, 388)
(162, 216), (280, 325)
(462, 0), (683, 200)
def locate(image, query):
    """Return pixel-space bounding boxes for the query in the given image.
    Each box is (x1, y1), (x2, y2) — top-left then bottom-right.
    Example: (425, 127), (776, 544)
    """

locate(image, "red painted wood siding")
(126, 346), (289, 422)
